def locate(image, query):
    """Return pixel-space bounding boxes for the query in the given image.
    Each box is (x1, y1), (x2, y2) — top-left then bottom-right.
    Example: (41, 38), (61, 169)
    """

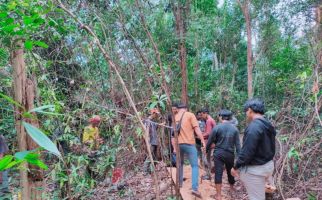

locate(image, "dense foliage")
(0, 0), (321, 199)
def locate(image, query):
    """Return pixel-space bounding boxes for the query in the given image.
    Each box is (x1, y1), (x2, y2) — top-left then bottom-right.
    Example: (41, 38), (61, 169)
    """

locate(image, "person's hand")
(201, 146), (206, 153)
(231, 168), (240, 178)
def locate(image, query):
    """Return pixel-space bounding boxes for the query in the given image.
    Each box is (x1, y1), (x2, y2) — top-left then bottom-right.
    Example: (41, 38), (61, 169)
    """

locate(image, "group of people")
(68, 98), (276, 200)
(144, 98), (276, 200)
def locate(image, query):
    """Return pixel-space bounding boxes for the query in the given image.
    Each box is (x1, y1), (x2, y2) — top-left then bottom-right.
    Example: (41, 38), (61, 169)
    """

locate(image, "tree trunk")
(173, 1), (189, 105)
(245, 5), (254, 99)
(12, 42), (30, 199)
(244, 0), (253, 99)
(194, 37), (199, 97)
(238, 0), (253, 98)
(25, 78), (44, 200)
(12, 42), (44, 200)
(317, 5), (322, 66)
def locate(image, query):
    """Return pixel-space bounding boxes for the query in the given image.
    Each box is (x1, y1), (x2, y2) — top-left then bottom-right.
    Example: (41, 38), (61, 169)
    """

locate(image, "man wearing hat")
(83, 115), (102, 150)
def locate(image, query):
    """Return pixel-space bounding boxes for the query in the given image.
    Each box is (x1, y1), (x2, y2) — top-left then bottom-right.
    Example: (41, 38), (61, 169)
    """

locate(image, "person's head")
(196, 110), (202, 120)
(149, 108), (160, 119)
(243, 98), (265, 121)
(200, 108), (209, 120)
(89, 115), (101, 127)
(176, 102), (187, 111)
(218, 109), (233, 122)
(171, 102), (179, 114)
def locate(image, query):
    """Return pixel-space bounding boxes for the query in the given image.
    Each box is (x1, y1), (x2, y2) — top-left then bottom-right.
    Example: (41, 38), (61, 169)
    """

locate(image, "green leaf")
(23, 16), (33, 25)
(22, 112), (34, 119)
(24, 40), (33, 50)
(28, 105), (63, 116)
(32, 111), (64, 116)
(5, 18), (14, 25)
(7, 1), (17, 10)
(29, 105), (55, 113)
(149, 102), (158, 109)
(0, 155), (13, 171)
(0, 12), (8, 18)
(4, 159), (23, 170)
(0, 92), (24, 109)
(23, 122), (61, 157)
(25, 155), (48, 170)
(34, 41), (48, 48)
(14, 150), (37, 160)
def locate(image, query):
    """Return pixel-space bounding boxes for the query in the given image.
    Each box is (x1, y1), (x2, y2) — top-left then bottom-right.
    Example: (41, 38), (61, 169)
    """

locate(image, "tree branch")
(56, 1), (160, 199)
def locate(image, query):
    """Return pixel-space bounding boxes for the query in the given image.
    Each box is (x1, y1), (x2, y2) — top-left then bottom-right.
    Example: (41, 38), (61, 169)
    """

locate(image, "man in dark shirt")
(206, 109), (241, 200)
(231, 99), (276, 200)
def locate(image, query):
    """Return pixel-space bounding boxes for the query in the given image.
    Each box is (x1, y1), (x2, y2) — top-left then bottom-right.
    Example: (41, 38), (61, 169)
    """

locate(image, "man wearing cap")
(143, 108), (160, 174)
(174, 103), (206, 198)
(206, 109), (241, 200)
(83, 115), (102, 150)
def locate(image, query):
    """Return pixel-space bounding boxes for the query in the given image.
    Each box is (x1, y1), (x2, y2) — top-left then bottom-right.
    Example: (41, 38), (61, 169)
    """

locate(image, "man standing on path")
(195, 110), (207, 167)
(201, 108), (216, 179)
(231, 99), (276, 200)
(143, 108), (161, 174)
(206, 109), (241, 200)
(175, 103), (206, 198)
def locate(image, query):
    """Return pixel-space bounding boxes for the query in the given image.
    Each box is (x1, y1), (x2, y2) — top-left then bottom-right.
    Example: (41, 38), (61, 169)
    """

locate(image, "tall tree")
(237, 0), (253, 98)
(172, 0), (190, 105)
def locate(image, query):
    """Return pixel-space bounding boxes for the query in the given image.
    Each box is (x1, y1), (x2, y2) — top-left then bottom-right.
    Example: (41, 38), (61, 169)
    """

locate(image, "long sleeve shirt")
(206, 122), (241, 155)
(234, 118), (276, 169)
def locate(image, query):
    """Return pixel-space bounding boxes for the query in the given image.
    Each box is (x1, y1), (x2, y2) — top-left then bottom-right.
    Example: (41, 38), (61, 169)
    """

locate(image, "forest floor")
(92, 161), (248, 200)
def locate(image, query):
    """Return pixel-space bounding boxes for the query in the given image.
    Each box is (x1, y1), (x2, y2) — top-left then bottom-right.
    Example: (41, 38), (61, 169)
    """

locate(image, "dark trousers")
(214, 149), (235, 185)
(144, 145), (158, 173)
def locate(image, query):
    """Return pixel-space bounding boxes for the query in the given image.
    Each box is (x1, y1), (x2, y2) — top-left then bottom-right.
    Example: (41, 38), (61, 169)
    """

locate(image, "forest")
(0, 0), (321, 199)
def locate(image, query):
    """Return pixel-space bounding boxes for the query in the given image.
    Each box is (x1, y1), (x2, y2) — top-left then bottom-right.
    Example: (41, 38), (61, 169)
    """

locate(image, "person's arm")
(194, 126), (206, 148)
(206, 128), (216, 153)
(235, 129), (241, 156)
(203, 120), (211, 139)
(203, 118), (216, 139)
(234, 124), (261, 169)
(171, 137), (176, 154)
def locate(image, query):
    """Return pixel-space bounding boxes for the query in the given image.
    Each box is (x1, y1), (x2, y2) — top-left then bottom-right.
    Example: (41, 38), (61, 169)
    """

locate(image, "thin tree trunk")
(194, 37), (199, 97)
(25, 78), (44, 200)
(213, 52), (219, 71)
(12, 42), (30, 199)
(231, 61), (238, 90)
(57, 2), (161, 199)
(238, 0), (253, 98)
(12, 42), (44, 200)
(172, 1), (189, 105)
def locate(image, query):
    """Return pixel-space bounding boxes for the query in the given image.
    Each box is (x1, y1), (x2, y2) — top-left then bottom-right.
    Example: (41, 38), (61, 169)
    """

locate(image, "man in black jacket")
(231, 99), (276, 200)
(206, 109), (241, 200)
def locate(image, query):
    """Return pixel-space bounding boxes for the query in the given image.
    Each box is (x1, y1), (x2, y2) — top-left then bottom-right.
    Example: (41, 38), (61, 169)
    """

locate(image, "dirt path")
(167, 166), (247, 200)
